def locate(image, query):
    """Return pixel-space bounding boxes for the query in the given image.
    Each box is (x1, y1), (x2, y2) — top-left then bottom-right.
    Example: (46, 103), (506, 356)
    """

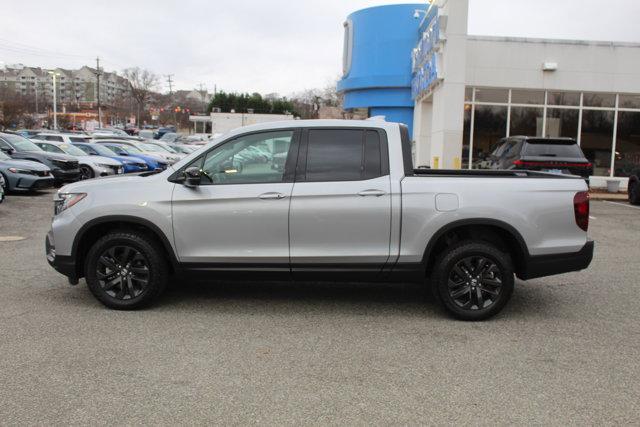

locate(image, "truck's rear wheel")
(85, 231), (168, 310)
(431, 241), (514, 321)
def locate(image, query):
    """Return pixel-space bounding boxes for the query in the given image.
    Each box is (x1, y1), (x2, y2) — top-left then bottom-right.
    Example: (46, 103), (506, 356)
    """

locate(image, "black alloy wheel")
(431, 241), (514, 321)
(96, 245), (150, 300)
(447, 256), (503, 310)
(85, 231), (168, 309)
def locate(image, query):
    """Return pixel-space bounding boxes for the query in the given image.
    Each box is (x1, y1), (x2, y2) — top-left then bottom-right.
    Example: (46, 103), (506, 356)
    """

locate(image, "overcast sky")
(1, 0), (639, 96)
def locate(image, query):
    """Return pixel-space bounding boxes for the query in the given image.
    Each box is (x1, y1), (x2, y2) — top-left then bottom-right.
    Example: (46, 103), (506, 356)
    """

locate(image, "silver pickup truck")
(46, 120), (594, 320)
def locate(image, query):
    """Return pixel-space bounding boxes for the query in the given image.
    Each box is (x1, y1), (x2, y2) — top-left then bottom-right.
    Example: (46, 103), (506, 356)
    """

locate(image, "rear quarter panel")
(399, 176), (588, 262)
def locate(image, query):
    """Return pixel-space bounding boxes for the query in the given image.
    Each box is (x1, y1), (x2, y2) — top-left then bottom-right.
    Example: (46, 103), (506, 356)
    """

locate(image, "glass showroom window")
(545, 108), (579, 139)
(462, 105), (471, 169)
(472, 105), (507, 169)
(547, 91), (581, 106)
(581, 110), (614, 176)
(614, 111), (640, 177)
(510, 106), (544, 137)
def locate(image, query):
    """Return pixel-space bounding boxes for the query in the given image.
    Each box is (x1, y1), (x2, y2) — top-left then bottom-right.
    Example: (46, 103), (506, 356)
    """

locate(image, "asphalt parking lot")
(0, 189), (639, 425)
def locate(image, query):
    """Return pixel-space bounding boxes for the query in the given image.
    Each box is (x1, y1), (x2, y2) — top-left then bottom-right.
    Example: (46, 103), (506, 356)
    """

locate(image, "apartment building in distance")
(0, 64), (130, 109)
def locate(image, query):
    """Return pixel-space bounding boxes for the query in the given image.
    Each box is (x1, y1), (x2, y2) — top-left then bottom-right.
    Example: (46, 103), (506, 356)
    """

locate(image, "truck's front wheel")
(431, 241), (514, 321)
(85, 231), (168, 310)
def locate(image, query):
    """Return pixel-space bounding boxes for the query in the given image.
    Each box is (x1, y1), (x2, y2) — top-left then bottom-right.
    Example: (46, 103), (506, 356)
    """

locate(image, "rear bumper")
(518, 240), (594, 280)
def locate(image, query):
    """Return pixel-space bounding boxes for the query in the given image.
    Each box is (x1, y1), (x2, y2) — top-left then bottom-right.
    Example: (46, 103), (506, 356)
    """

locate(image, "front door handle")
(357, 189), (386, 197)
(258, 192), (286, 200)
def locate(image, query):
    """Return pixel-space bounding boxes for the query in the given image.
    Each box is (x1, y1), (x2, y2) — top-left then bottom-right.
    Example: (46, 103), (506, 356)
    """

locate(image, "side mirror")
(1, 147), (15, 155)
(183, 167), (202, 187)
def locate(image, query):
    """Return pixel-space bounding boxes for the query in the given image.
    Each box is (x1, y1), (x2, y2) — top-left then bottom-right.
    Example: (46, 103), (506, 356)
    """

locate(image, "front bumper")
(51, 168), (81, 183)
(46, 230), (78, 284)
(517, 240), (595, 280)
(9, 175), (54, 191)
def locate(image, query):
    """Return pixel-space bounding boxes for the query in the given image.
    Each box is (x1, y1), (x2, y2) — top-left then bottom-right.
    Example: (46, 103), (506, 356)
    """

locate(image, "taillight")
(573, 191), (589, 231)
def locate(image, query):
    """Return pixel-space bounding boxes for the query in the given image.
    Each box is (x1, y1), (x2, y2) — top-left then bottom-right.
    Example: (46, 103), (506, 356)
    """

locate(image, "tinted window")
(69, 137), (89, 143)
(45, 135), (64, 142)
(364, 130), (381, 179)
(200, 130), (294, 184)
(523, 141), (585, 158)
(306, 129), (363, 181)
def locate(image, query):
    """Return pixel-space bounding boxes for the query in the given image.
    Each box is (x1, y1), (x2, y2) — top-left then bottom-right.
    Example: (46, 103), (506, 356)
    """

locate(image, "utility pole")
(166, 74), (174, 95)
(94, 57), (103, 127)
(198, 83), (207, 113)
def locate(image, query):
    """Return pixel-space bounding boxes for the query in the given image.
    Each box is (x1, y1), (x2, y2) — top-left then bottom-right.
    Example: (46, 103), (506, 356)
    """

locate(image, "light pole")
(48, 70), (61, 130)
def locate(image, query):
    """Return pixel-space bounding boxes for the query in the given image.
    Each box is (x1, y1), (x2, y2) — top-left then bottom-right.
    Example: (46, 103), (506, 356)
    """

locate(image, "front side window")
(38, 143), (65, 154)
(199, 130), (294, 185)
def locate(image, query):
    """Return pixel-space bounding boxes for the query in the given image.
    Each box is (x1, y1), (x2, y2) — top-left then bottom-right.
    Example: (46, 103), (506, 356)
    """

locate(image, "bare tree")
(122, 67), (159, 126)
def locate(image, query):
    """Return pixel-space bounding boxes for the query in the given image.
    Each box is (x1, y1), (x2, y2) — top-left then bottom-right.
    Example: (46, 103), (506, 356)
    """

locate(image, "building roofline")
(467, 34), (640, 48)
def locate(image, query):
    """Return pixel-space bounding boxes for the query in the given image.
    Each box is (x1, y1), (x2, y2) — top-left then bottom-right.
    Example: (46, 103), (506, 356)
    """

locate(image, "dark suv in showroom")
(488, 136), (592, 181)
(0, 132), (80, 186)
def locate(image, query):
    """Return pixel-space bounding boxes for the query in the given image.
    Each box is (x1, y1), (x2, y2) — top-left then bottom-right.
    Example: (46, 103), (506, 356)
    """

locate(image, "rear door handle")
(258, 192), (286, 200)
(357, 189), (386, 197)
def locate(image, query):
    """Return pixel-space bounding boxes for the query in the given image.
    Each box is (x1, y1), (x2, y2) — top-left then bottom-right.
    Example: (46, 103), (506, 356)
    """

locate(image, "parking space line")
(605, 201), (640, 210)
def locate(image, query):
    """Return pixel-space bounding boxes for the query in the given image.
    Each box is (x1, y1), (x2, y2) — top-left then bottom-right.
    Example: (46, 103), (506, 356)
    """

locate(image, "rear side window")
(45, 135), (64, 142)
(523, 141), (585, 158)
(70, 137), (88, 143)
(304, 129), (387, 182)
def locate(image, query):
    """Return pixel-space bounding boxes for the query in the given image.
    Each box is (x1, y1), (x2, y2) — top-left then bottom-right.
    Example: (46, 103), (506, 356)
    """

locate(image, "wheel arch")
(421, 219), (530, 277)
(71, 215), (179, 279)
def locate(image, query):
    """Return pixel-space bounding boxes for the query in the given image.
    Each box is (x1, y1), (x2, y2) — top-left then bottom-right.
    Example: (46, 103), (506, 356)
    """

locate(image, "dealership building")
(337, 0), (640, 185)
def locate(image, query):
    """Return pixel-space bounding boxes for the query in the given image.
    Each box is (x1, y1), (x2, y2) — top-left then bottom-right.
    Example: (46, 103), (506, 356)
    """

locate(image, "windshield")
(2, 133), (43, 152)
(117, 144), (143, 154)
(160, 133), (178, 142)
(150, 143), (177, 153)
(140, 143), (163, 152)
(58, 144), (87, 156)
(90, 144), (118, 156)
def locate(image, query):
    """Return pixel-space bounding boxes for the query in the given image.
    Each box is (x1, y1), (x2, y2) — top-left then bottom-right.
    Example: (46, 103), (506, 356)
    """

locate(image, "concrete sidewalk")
(589, 191), (628, 201)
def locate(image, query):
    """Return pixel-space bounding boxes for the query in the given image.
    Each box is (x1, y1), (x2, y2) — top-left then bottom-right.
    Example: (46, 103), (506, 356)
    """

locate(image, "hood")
(112, 155), (143, 164)
(0, 158), (50, 171)
(77, 155), (122, 166)
(59, 173), (147, 194)
(15, 151), (78, 163)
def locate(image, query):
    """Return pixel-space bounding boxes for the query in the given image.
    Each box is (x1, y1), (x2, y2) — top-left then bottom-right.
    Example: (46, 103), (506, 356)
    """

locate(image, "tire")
(79, 165), (94, 180)
(430, 241), (514, 321)
(0, 172), (8, 193)
(628, 177), (640, 205)
(84, 230), (168, 310)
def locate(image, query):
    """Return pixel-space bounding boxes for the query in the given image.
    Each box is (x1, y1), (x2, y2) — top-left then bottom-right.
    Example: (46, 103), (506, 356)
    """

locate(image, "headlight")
(8, 167), (32, 174)
(54, 192), (87, 215)
(96, 163), (114, 170)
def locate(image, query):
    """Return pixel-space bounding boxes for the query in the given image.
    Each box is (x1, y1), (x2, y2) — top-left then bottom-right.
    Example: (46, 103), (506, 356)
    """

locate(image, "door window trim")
(294, 127), (389, 183)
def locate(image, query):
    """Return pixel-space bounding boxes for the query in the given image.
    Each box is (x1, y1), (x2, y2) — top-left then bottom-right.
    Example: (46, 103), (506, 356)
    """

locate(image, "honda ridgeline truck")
(46, 120), (594, 320)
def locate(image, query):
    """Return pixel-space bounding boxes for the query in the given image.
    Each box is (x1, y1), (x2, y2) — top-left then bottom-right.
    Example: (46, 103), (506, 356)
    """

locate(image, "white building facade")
(412, 0), (640, 185)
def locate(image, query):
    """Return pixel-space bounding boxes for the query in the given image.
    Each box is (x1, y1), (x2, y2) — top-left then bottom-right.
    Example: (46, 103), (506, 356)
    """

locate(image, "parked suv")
(489, 136), (592, 180)
(46, 120), (593, 320)
(0, 132), (80, 186)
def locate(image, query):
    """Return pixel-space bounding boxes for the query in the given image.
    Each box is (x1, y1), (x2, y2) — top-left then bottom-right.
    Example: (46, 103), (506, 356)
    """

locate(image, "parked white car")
(32, 140), (123, 180)
(92, 139), (182, 165)
(32, 132), (91, 144)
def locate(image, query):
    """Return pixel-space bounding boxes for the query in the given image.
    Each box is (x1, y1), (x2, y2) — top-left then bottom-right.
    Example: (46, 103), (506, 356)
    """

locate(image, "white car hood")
(78, 155), (121, 166)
